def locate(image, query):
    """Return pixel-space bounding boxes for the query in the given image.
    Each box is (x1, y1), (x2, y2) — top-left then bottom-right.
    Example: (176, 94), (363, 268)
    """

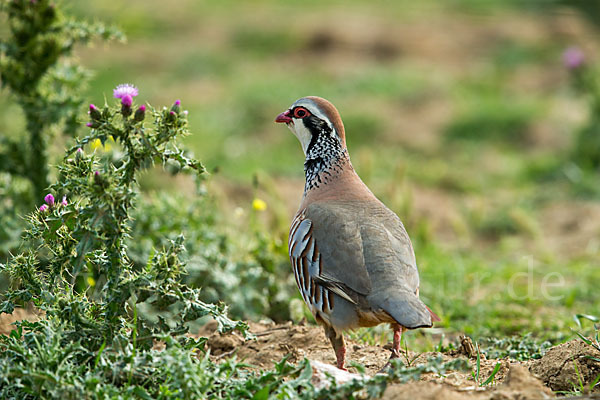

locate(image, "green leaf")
(251, 385), (270, 400)
(576, 314), (599, 324)
(298, 359), (314, 382)
(73, 230), (94, 275)
(482, 362), (502, 386)
(94, 340), (106, 368)
(132, 386), (154, 400)
(8, 324), (22, 340)
(0, 300), (15, 314)
(349, 361), (366, 374)
(574, 331), (593, 346)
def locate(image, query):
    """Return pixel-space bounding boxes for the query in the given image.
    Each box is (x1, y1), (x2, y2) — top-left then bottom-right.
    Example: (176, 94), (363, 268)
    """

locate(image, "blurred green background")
(2, 0), (600, 346)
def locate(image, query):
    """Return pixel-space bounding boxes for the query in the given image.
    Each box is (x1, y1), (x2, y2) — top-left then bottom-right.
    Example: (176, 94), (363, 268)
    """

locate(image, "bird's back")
(305, 198), (419, 294)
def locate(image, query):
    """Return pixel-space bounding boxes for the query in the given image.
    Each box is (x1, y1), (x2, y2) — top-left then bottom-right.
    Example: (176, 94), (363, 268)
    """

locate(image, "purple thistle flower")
(77, 148), (83, 154)
(89, 104), (101, 120)
(61, 195), (68, 206)
(44, 193), (55, 206)
(171, 99), (181, 113)
(121, 94), (133, 107)
(563, 47), (585, 70)
(86, 122), (93, 127)
(113, 83), (138, 99)
(134, 104), (146, 122)
(39, 204), (48, 212)
(94, 170), (103, 186)
(121, 94), (133, 118)
(169, 111), (176, 116)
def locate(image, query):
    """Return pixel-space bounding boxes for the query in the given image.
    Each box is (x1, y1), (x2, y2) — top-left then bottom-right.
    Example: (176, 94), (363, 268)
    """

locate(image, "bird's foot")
(377, 349), (402, 374)
(377, 361), (393, 374)
(335, 346), (347, 371)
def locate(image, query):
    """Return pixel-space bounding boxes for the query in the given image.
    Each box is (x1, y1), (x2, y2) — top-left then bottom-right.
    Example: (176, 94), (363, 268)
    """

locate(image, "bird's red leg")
(335, 343), (347, 370)
(391, 323), (405, 359)
(378, 324), (406, 372)
(325, 325), (347, 371)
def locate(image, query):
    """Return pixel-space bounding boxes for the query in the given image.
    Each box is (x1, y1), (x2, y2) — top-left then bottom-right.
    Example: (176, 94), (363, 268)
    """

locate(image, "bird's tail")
(371, 289), (435, 329)
(427, 306), (441, 322)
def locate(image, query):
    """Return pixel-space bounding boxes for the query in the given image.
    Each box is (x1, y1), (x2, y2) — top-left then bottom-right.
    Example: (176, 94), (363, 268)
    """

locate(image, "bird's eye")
(293, 107), (310, 119)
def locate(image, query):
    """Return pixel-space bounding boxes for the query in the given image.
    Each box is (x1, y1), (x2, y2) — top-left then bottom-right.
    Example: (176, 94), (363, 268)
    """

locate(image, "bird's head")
(275, 96), (346, 156)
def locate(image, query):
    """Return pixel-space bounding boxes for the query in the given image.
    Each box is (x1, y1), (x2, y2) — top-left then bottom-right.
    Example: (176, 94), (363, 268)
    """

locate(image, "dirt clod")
(382, 381), (471, 400)
(490, 364), (554, 400)
(459, 335), (477, 358)
(529, 339), (600, 392)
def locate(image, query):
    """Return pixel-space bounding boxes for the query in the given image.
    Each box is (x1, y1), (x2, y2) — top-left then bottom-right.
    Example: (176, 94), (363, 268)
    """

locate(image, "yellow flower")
(89, 136), (114, 151)
(87, 276), (96, 287)
(90, 138), (102, 151)
(252, 198), (267, 211)
(106, 135), (114, 151)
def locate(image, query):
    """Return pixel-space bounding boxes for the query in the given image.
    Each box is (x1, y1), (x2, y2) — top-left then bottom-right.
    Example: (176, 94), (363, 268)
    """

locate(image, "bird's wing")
(303, 200), (420, 294)
(288, 204), (372, 305)
(289, 200), (433, 328)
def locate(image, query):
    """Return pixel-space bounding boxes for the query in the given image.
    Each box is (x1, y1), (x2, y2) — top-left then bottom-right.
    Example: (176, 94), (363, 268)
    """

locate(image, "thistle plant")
(0, 0), (122, 258)
(0, 85), (249, 398)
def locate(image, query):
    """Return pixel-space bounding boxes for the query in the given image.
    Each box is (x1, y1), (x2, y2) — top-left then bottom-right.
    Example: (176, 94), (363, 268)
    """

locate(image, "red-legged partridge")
(275, 96), (439, 370)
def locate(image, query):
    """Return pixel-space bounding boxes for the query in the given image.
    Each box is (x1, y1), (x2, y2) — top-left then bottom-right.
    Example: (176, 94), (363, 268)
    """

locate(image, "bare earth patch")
(0, 308), (42, 336)
(381, 365), (552, 400)
(198, 321), (599, 398)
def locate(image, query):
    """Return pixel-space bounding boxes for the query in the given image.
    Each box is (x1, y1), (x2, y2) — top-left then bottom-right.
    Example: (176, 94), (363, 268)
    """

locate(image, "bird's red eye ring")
(293, 107), (310, 119)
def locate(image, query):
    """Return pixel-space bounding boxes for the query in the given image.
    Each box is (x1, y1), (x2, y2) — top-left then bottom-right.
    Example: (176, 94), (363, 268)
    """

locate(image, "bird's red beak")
(275, 110), (293, 124)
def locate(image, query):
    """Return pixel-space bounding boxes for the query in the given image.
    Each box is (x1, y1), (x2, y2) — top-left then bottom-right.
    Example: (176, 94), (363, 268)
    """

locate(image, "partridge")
(275, 96), (439, 370)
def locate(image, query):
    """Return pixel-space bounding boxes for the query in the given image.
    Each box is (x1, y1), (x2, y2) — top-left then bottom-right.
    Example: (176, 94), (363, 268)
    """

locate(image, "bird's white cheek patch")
(289, 119), (312, 155)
